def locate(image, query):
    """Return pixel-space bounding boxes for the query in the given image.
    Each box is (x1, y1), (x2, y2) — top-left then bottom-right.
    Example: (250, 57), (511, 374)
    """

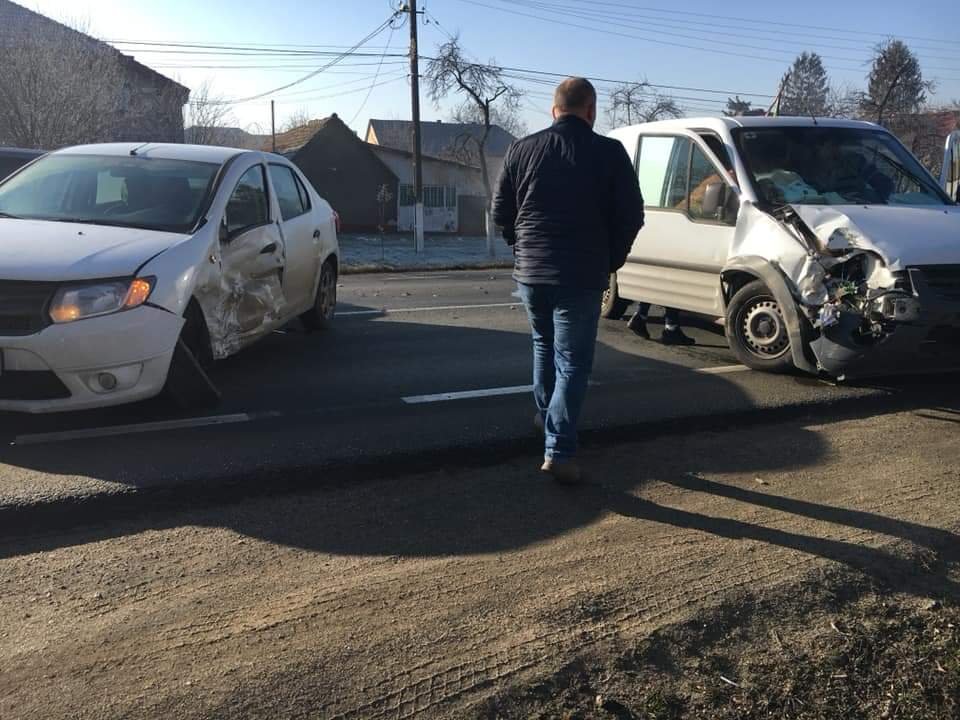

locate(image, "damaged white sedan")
(0, 143), (339, 413)
(607, 117), (960, 379)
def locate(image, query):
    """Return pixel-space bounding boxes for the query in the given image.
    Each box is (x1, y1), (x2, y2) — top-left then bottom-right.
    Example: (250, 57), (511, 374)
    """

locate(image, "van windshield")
(732, 126), (949, 207)
(0, 154), (220, 233)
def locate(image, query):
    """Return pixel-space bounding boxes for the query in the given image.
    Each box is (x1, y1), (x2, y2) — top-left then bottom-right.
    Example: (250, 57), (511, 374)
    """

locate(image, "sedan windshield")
(732, 127), (949, 207)
(0, 154), (221, 233)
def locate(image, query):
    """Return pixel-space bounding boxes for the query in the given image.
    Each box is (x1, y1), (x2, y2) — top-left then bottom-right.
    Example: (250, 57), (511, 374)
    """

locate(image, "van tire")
(601, 272), (631, 319)
(725, 280), (795, 373)
(301, 259), (337, 331)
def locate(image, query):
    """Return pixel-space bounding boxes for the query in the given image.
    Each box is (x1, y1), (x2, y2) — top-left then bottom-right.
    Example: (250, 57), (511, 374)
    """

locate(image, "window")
(269, 164), (307, 220)
(687, 144), (727, 220)
(398, 184), (456, 208)
(293, 172), (312, 212)
(225, 165), (269, 237)
(636, 136), (690, 209)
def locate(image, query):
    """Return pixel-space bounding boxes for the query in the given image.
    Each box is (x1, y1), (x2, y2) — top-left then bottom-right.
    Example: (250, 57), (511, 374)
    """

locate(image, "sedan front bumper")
(0, 305), (184, 413)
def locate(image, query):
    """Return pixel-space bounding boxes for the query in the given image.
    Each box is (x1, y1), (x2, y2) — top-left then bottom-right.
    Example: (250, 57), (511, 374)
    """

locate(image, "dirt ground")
(1, 407), (959, 719)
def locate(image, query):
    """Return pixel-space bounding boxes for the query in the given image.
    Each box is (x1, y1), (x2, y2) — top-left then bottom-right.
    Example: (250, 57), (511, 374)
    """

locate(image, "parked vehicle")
(0, 147), (44, 180)
(0, 143), (339, 413)
(606, 117), (960, 379)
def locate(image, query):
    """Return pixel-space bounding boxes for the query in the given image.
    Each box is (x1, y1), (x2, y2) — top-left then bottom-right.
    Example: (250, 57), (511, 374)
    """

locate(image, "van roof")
(613, 116), (880, 135)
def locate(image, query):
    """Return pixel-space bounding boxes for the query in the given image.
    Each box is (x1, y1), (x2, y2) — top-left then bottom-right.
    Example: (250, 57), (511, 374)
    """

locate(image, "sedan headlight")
(49, 277), (155, 324)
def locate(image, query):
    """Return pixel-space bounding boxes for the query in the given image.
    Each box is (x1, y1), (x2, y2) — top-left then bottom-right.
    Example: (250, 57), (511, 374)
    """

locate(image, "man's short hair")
(553, 77), (597, 113)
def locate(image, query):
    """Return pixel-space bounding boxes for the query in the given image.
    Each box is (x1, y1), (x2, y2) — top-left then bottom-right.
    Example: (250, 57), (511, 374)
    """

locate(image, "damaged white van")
(605, 117), (960, 379)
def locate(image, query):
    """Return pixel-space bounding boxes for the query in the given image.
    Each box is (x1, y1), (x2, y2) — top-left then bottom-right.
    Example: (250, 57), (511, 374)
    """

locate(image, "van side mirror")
(702, 182), (724, 218)
(940, 130), (960, 203)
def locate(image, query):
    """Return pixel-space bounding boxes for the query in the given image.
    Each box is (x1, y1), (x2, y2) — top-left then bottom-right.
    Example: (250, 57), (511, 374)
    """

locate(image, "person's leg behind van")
(516, 283), (557, 434)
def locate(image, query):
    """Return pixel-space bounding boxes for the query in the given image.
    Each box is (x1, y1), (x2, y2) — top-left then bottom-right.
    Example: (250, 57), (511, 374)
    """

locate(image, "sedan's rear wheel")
(726, 280), (795, 373)
(301, 259), (338, 331)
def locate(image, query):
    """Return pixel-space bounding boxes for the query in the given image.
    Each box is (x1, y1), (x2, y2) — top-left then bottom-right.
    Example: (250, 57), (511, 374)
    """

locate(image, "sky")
(22, 0), (960, 137)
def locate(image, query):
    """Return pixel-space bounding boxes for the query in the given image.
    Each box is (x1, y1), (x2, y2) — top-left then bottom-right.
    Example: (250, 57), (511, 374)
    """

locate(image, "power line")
(202, 12), (402, 105)
(349, 23), (400, 126)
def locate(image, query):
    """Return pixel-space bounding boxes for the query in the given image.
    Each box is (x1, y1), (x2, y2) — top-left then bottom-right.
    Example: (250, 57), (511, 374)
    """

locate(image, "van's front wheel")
(726, 280), (795, 373)
(601, 272), (631, 319)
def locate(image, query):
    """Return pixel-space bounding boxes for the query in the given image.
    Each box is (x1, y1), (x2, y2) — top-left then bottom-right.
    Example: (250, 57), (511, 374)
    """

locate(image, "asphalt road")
(0, 269), (955, 518)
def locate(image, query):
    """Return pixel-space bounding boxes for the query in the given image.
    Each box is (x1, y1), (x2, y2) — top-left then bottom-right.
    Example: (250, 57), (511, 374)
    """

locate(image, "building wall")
(371, 148), (486, 233)
(291, 122), (398, 233)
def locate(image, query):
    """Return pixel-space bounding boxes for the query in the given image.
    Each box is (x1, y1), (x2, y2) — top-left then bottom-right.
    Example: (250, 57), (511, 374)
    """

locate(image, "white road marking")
(336, 302), (518, 317)
(694, 364), (750, 375)
(403, 385), (533, 404)
(13, 413), (255, 446)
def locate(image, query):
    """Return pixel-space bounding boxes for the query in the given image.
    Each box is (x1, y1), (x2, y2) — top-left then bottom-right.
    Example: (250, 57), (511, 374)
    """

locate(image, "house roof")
(366, 120), (516, 159)
(0, 0), (188, 97)
(366, 143), (481, 171)
(264, 118), (334, 154)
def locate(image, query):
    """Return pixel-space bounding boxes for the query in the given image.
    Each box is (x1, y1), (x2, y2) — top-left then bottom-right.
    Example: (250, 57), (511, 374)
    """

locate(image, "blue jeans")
(516, 283), (603, 462)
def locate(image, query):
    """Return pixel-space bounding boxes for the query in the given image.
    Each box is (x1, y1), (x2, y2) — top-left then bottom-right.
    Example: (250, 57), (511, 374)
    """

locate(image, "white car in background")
(0, 143), (340, 413)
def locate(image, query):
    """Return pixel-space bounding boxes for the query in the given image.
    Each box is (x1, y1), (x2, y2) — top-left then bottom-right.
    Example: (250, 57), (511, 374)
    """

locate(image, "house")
(272, 115), (399, 233)
(277, 115), (488, 234)
(368, 145), (487, 235)
(0, 0), (188, 147)
(185, 126), (269, 149)
(365, 119), (516, 183)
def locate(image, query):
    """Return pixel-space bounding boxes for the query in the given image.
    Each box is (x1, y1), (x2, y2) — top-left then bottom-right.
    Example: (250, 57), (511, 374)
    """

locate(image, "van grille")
(912, 265), (960, 302)
(0, 280), (57, 336)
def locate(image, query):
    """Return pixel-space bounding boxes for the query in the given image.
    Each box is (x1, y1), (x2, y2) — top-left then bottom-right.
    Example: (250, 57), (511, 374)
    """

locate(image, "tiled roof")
(366, 120), (516, 160)
(264, 118), (333, 154)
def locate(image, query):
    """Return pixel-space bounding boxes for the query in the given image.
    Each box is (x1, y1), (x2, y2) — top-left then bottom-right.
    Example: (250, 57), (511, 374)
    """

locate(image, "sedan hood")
(790, 204), (960, 270)
(0, 219), (187, 281)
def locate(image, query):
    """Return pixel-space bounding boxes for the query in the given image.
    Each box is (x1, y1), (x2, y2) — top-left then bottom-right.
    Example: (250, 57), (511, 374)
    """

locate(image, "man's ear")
(587, 103), (598, 128)
(551, 105), (560, 120)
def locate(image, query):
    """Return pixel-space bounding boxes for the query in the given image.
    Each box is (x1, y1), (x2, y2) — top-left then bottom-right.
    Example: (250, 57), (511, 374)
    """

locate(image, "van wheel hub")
(741, 300), (789, 358)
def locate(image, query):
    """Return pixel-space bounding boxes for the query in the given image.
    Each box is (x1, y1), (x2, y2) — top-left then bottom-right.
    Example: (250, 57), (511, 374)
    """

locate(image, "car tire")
(725, 280), (796, 373)
(301, 259), (338, 331)
(162, 303), (220, 410)
(601, 272), (631, 319)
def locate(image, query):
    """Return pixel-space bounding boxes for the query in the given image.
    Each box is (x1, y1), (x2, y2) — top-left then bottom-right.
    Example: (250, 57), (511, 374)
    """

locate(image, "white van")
(605, 117), (960, 379)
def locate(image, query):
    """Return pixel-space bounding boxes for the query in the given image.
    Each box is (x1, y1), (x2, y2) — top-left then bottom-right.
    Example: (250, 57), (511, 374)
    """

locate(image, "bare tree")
(446, 101), (526, 164)
(606, 81), (682, 127)
(724, 96), (753, 117)
(0, 17), (125, 148)
(425, 35), (522, 253)
(185, 81), (237, 146)
(282, 107), (312, 132)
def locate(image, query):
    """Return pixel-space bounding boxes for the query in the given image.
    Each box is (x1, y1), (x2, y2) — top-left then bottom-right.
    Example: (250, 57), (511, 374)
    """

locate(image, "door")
(618, 134), (737, 317)
(219, 164), (287, 340)
(268, 163), (320, 310)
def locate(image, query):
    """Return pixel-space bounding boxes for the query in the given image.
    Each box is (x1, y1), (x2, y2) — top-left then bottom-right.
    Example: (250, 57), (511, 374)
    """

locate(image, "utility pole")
(404, 0), (425, 253)
(271, 100), (276, 152)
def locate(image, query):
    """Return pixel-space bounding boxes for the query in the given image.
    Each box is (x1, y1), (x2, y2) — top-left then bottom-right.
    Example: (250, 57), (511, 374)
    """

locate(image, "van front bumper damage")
(727, 202), (960, 379)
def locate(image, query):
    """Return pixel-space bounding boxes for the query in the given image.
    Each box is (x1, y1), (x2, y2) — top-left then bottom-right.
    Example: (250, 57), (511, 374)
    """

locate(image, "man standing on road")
(493, 77), (644, 484)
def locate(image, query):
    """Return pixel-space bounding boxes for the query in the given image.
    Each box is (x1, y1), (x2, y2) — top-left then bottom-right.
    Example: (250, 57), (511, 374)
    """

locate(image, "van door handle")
(313, 229), (321, 239)
(260, 243), (278, 255)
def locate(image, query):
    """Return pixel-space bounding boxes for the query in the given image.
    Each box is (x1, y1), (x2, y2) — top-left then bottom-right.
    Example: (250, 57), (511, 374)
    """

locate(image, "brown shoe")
(540, 457), (583, 485)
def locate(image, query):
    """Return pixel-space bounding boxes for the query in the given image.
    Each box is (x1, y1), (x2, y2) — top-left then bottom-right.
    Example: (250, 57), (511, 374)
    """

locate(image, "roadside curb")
(0, 385), (936, 541)
(341, 261), (513, 275)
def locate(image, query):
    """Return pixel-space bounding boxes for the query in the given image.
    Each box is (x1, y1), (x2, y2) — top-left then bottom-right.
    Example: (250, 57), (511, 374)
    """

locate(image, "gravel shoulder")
(1, 407), (959, 719)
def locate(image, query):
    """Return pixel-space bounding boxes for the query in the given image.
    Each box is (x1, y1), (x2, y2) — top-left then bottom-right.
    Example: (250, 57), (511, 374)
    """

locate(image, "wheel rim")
(318, 266), (336, 319)
(738, 297), (790, 359)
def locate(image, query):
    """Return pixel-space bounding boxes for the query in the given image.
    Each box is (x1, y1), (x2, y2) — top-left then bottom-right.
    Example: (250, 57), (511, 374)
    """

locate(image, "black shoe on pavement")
(661, 327), (696, 346)
(627, 313), (650, 339)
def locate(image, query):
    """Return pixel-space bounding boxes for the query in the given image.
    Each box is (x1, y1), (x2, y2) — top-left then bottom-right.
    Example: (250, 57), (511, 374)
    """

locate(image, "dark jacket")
(492, 115), (644, 290)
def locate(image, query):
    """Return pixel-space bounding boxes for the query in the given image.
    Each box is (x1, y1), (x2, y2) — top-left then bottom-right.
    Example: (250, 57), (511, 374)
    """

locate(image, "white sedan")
(0, 143), (340, 413)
